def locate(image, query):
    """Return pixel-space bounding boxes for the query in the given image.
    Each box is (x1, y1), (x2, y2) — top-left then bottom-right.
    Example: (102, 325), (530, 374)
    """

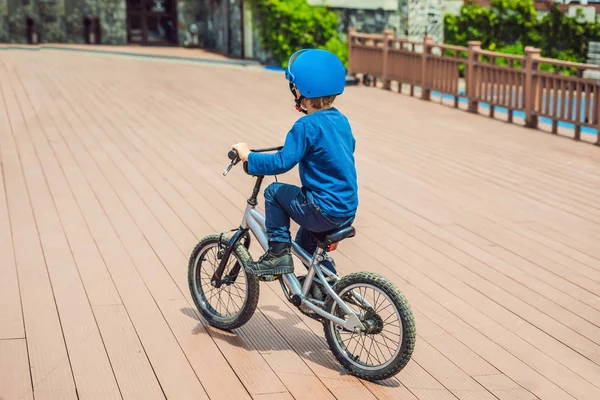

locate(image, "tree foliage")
(246, 0), (348, 68)
(444, 0), (600, 64)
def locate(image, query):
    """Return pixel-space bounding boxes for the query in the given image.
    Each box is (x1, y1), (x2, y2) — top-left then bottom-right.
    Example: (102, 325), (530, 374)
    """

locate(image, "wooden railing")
(348, 28), (600, 145)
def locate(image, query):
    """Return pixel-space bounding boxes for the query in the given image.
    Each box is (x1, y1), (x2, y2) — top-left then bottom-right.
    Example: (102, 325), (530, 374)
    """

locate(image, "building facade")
(0, 0), (253, 58)
(310, 0), (445, 43)
(1, 0), (444, 59)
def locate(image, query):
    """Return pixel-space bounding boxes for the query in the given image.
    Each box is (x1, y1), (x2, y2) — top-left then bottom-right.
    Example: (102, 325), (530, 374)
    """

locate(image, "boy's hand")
(231, 143), (251, 162)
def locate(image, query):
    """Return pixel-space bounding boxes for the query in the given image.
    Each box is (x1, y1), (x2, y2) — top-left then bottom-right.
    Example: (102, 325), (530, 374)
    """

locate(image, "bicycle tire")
(188, 234), (260, 331)
(323, 271), (416, 381)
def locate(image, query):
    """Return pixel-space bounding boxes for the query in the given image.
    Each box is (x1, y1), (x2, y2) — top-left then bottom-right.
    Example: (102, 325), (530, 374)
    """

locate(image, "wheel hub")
(362, 311), (384, 335)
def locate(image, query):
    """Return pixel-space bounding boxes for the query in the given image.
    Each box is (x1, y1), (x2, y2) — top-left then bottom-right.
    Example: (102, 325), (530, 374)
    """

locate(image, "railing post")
(347, 28), (357, 76)
(466, 41), (481, 113)
(524, 47), (541, 129)
(382, 29), (394, 90)
(596, 82), (600, 145)
(421, 36), (433, 100)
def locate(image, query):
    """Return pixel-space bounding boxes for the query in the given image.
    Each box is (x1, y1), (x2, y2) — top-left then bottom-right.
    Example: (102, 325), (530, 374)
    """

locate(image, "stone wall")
(0, 0), (235, 51)
(228, 0), (242, 57)
(334, 6), (406, 37)
(0, 0), (10, 42)
(1, 0), (399, 61)
(6, 0), (40, 43)
(64, 0), (90, 44)
(97, 0), (126, 44)
(39, 0), (66, 42)
(175, 0), (243, 56)
(2, 0), (125, 44)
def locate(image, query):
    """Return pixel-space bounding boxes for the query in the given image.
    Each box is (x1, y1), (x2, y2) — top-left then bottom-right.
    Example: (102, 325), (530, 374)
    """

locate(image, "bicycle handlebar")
(227, 146), (284, 161)
(251, 146), (284, 153)
(224, 146), (284, 176)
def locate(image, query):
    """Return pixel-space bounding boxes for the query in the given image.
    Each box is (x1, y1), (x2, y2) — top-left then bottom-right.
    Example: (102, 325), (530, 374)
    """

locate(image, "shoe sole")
(245, 265), (294, 276)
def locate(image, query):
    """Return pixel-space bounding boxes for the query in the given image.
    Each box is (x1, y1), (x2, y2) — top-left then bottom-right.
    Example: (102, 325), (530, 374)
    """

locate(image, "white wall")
(442, 0), (464, 16)
(306, 0), (398, 11)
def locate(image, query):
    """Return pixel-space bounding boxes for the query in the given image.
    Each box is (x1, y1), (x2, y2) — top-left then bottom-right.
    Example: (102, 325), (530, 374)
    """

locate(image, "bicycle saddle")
(313, 226), (356, 247)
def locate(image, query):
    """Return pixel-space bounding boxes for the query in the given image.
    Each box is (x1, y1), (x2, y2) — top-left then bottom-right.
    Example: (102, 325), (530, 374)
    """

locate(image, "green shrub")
(444, 0), (600, 71)
(247, 0), (348, 68)
(491, 41), (524, 68)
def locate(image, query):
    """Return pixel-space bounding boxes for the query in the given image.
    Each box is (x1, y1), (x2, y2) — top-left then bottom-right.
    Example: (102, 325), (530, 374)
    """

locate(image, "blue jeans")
(264, 182), (355, 274)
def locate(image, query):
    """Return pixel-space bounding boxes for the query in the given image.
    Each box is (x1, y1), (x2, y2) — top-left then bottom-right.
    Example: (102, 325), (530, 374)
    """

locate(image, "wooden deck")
(1, 48), (599, 400)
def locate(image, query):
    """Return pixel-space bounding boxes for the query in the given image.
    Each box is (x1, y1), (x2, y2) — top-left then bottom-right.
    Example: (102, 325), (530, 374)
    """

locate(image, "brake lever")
(223, 163), (234, 176)
(223, 158), (241, 176)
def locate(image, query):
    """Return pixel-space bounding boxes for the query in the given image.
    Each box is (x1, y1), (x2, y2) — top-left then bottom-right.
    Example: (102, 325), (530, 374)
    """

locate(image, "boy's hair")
(307, 95), (336, 109)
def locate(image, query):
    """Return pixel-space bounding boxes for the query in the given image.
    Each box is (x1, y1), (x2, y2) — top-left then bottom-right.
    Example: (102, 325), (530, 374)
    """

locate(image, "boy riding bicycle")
(232, 48), (358, 277)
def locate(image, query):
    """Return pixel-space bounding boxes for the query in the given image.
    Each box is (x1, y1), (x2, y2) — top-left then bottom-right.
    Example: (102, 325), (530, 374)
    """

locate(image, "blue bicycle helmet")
(285, 49), (346, 114)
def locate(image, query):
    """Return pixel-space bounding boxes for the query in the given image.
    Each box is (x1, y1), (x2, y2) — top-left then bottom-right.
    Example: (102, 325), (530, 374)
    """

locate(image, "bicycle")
(188, 147), (416, 381)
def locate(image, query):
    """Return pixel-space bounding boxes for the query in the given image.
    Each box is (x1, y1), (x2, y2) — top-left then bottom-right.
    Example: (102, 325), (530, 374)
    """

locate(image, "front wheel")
(188, 234), (260, 331)
(323, 272), (416, 381)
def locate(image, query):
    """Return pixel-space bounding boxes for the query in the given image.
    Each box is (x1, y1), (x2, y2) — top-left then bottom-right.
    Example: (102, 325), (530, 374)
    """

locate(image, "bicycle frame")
(241, 201), (366, 331)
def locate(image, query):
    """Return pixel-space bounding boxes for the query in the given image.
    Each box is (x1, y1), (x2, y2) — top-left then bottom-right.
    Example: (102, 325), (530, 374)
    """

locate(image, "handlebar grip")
(228, 149), (239, 160)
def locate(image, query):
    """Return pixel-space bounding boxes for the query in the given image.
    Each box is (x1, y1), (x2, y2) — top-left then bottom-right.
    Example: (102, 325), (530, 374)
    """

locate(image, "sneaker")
(246, 243), (294, 276)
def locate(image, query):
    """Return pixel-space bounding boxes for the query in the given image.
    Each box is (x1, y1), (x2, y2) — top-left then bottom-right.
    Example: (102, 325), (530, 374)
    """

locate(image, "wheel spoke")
(328, 279), (410, 373)
(193, 242), (250, 320)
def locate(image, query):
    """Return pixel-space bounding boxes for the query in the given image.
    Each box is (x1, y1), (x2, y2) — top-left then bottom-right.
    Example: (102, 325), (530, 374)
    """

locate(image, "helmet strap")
(289, 83), (307, 115)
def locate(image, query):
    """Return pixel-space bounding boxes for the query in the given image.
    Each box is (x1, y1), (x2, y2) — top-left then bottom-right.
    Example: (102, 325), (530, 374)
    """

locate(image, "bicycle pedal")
(259, 275), (279, 282)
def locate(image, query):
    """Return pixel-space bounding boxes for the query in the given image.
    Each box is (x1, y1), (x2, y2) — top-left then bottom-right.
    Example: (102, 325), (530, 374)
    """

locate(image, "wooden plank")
(407, 337), (497, 399)
(66, 73), (340, 400)
(346, 93), (600, 221)
(18, 67), (166, 400)
(3, 48), (600, 400)
(436, 224), (600, 343)
(48, 74), (292, 399)
(255, 284), (375, 399)
(251, 393), (295, 400)
(0, 113), (23, 339)
(91, 94), (412, 400)
(16, 84), (122, 308)
(93, 305), (165, 400)
(356, 206), (594, 366)
(350, 208), (598, 393)
(154, 299), (252, 400)
(0, 58), (77, 400)
(523, 221), (600, 265)
(413, 311), (501, 377)
(473, 374), (538, 400)
(35, 63), (209, 400)
(11, 63), (123, 400)
(136, 54), (600, 396)
(0, 339), (33, 400)
(350, 159), (595, 310)
(68, 69), (406, 398)
(331, 230), (576, 399)
(62, 57), (404, 395)
(75, 57), (584, 398)
(337, 247), (571, 399)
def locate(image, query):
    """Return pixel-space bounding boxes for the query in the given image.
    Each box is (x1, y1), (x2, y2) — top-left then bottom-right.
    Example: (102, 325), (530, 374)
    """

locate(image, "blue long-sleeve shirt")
(247, 108), (358, 217)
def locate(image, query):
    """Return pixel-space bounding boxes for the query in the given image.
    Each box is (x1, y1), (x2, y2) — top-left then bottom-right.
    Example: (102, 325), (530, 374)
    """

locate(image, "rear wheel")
(323, 272), (416, 381)
(188, 234), (259, 331)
